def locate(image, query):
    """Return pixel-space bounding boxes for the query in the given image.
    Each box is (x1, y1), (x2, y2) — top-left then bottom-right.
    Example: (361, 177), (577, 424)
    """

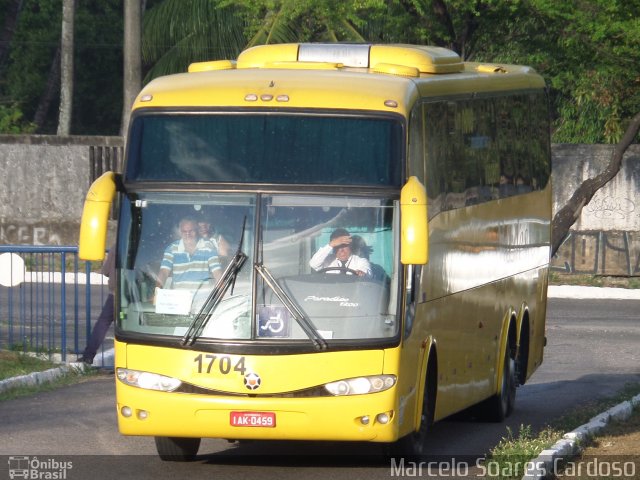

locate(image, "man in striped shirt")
(156, 216), (222, 290)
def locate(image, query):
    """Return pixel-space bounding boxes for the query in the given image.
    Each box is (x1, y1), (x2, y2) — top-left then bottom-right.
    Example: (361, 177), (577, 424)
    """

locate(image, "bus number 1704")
(193, 354), (246, 376)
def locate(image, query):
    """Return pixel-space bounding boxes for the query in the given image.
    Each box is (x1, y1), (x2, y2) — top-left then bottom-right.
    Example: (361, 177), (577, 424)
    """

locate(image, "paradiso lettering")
(304, 295), (359, 307)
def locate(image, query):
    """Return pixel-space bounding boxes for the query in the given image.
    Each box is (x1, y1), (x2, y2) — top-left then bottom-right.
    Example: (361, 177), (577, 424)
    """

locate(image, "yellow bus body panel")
(115, 342), (411, 442)
(132, 58), (543, 118)
(416, 186), (551, 420)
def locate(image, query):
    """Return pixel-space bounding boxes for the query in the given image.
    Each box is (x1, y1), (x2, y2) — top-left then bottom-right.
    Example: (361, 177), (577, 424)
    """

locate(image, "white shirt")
(309, 244), (371, 277)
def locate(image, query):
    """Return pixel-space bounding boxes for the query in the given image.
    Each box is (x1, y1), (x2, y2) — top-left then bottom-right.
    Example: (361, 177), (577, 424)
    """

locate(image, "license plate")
(230, 411), (276, 428)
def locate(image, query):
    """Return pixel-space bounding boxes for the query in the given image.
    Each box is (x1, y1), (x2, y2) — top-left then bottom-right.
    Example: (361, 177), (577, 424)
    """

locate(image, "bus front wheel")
(390, 372), (434, 458)
(154, 436), (201, 461)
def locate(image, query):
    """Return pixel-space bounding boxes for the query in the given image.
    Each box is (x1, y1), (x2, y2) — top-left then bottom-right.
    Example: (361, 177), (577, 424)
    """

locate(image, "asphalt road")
(1, 298), (638, 480)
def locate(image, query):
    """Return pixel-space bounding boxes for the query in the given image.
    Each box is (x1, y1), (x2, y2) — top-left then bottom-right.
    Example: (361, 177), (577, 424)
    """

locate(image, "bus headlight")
(116, 368), (182, 392)
(324, 375), (396, 396)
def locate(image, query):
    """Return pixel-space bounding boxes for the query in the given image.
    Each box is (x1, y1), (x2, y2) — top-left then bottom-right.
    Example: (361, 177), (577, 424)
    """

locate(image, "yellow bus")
(79, 43), (551, 461)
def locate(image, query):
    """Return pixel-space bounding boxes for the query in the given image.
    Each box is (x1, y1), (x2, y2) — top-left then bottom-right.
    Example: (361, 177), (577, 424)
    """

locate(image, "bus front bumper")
(116, 382), (400, 442)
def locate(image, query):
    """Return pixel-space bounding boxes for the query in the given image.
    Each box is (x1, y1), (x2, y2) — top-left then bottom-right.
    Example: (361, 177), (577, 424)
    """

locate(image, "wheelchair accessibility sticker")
(257, 306), (291, 337)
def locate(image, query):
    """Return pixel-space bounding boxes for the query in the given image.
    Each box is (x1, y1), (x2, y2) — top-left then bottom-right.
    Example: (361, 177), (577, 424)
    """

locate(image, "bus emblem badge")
(244, 372), (261, 390)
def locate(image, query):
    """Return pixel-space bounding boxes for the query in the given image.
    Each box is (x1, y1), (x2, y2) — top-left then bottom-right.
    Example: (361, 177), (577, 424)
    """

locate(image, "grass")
(555, 384), (640, 432)
(485, 383), (640, 479)
(0, 349), (57, 380)
(483, 425), (564, 479)
(0, 368), (98, 402)
(579, 407), (640, 456)
(0, 349), (98, 402)
(549, 272), (640, 289)
(548, 407), (640, 479)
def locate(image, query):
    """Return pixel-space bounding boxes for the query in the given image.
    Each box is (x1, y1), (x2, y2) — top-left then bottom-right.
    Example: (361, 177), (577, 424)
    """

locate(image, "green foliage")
(486, 425), (562, 479)
(546, 0), (640, 143)
(1, 0), (123, 134)
(0, 103), (37, 133)
(1, 0), (638, 139)
(72, 0), (124, 135)
(142, 0), (246, 82)
(141, 0), (640, 144)
(485, 384), (640, 479)
(4, 0), (62, 123)
(472, 0), (640, 143)
(238, 0), (372, 46)
(0, 350), (56, 380)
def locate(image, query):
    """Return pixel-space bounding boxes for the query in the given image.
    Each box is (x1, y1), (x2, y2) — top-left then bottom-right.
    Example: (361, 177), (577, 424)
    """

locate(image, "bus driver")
(309, 228), (371, 277)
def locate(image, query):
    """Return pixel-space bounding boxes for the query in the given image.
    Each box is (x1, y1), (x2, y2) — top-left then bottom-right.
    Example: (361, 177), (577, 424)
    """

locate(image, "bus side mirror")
(79, 171), (116, 261)
(400, 176), (428, 265)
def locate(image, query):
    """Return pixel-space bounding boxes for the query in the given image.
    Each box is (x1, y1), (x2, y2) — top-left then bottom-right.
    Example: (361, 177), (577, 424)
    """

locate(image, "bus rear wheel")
(154, 436), (201, 461)
(484, 340), (517, 422)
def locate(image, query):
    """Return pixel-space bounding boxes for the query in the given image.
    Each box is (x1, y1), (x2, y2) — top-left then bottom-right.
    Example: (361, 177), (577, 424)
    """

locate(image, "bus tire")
(485, 339), (517, 422)
(154, 436), (201, 461)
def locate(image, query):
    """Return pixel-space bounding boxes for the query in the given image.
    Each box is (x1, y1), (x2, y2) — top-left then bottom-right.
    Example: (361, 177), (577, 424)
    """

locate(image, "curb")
(0, 348), (115, 394)
(548, 285), (640, 300)
(522, 393), (640, 479)
(0, 363), (90, 393)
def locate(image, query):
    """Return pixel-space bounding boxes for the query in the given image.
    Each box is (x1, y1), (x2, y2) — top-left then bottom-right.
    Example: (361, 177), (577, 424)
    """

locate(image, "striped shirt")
(160, 239), (221, 289)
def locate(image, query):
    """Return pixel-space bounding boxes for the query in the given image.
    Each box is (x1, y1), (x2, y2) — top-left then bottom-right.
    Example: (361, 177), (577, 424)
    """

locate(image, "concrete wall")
(551, 144), (640, 276)
(0, 135), (122, 245)
(0, 135), (638, 275)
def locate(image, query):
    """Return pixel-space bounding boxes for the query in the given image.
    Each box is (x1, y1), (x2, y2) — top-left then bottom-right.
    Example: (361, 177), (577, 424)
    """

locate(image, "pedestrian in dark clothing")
(78, 246), (115, 365)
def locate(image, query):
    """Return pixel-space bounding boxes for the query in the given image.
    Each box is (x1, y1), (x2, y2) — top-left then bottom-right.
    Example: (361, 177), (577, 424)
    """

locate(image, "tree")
(0, 0), (24, 70)
(141, 0), (380, 82)
(138, 0), (639, 261)
(542, 0), (640, 144)
(240, 0), (368, 46)
(551, 113), (640, 255)
(121, 0), (142, 135)
(2, 0), (61, 133)
(73, 1), (123, 135)
(141, 0), (246, 83)
(57, 0), (74, 135)
(365, 0), (640, 253)
(83, 0), (640, 263)
(33, 45), (60, 129)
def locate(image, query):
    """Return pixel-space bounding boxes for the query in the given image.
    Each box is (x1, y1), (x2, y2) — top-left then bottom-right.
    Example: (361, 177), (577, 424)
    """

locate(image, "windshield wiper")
(182, 217), (247, 346)
(254, 263), (328, 351)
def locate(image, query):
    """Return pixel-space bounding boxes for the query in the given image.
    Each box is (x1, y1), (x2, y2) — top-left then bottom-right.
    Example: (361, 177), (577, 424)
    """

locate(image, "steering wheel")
(317, 266), (362, 276)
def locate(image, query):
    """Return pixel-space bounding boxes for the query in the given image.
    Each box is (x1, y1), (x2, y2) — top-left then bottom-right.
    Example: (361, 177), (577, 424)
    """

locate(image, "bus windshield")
(118, 193), (400, 345)
(125, 113), (403, 186)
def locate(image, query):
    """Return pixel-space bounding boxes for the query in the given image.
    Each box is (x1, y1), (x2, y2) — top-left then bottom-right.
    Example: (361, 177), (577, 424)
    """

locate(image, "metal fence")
(0, 245), (109, 362)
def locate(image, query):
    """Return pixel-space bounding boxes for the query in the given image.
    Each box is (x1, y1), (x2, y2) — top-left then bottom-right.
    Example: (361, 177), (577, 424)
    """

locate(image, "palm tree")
(122, 0), (143, 135)
(244, 0), (367, 47)
(141, 0), (246, 83)
(141, 0), (374, 83)
(57, 0), (75, 135)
